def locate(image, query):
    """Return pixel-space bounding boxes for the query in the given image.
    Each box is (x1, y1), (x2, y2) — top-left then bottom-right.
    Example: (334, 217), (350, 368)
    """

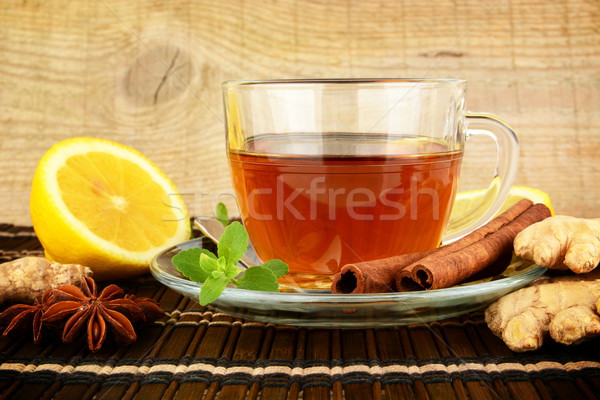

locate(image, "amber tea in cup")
(224, 79), (518, 288)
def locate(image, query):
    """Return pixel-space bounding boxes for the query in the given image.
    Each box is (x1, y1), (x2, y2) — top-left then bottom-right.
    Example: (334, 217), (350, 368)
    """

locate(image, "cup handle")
(442, 112), (519, 244)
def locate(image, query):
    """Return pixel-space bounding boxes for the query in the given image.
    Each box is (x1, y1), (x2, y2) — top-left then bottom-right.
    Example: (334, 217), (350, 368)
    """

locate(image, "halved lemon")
(30, 137), (191, 279)
(451, 185), (554, 220)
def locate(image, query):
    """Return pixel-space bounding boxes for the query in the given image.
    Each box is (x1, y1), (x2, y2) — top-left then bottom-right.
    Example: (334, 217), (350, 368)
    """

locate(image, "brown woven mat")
(1, 225), (599, 400)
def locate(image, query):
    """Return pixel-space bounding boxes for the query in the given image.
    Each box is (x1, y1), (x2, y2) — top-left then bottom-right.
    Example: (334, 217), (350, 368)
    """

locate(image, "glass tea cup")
(223, 79), (518, 289)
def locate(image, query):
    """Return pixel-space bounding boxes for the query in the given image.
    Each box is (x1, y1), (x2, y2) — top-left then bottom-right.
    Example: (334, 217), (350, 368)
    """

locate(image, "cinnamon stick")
(394, 198), (534, 290)
(396, 203), (552, 291)
(330, 198), (534, 294)
(331, 250), (435, 294)
(409, 198), (535, 262)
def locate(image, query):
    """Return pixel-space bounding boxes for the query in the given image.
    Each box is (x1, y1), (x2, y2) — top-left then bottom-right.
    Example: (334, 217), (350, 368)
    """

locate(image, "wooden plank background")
(0, 0), (598, 226)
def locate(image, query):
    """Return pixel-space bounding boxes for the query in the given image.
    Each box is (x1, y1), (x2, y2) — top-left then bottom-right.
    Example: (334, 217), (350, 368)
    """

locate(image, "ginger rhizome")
(0, 257), (92, 304)
(485, 270), (600, 352)
(514, 216), (600, 274)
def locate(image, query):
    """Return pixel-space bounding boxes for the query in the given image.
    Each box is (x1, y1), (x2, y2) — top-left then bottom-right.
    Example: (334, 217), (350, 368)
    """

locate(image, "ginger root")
(514, 215), (600, 274)
(0, 257), (92, 304)
(485, 270), (600, 352)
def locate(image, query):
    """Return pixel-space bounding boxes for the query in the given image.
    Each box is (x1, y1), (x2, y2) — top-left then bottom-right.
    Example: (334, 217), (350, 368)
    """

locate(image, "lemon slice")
(30, 137), (191, 279)
(451, 186), (554, 220)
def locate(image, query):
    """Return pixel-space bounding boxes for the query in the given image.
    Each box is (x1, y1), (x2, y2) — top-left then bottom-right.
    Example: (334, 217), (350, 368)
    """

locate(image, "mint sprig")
(172, 221), (288, 305)
(215, 202), (229, 227)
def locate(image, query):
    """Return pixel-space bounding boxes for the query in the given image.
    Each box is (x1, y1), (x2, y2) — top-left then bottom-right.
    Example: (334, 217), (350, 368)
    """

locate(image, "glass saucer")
(150, 238), (546, 328)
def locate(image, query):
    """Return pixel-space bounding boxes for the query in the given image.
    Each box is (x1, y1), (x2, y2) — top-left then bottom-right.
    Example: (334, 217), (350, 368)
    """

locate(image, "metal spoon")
(194, 217), (259, 269)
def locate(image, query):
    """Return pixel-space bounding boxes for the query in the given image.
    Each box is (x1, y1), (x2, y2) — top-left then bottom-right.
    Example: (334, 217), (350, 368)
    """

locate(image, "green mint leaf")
(217, 257), (229, 271)
(215, 202), (230, 227)
(236, 266), (279, 292)
(212, 270), (225, 279)
(199, 275), (230, 306)
(200, 253), (220, 274)
(224, 263), (243, 280)
(172, 248), (215, 283)
(177, 223), (288, 305)
(260, 259), (288, 279)
(199, 249), (217, 260)
(217, 221), (248, 266)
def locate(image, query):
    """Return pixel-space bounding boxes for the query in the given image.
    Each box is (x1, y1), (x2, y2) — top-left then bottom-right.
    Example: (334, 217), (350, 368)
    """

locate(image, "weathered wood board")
(1, 0), (598, 225)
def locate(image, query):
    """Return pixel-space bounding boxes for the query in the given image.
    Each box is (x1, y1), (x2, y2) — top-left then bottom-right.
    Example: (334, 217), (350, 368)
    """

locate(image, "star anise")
(125, 294), (165, 323)
(0, 290), (54, 343)
(42, 277), (161, 352)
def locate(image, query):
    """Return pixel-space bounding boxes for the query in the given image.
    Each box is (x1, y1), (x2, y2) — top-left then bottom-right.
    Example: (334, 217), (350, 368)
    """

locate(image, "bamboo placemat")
(1, 224), (599, 400)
